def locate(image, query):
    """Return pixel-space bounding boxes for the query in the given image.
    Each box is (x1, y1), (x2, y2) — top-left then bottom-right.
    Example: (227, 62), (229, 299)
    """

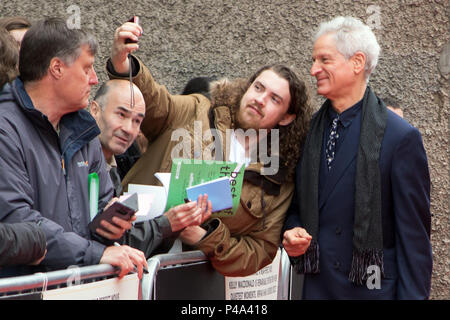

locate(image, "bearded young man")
(106, 21), (313, 276)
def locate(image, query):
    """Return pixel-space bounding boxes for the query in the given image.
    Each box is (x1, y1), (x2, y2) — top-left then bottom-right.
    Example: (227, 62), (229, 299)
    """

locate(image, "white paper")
(225, 248), (281, 300)
(43, 273), (140, 300)
(127, 184), (167, 220)
(154, 172), (171, 192)
(134, 193), (156, 222)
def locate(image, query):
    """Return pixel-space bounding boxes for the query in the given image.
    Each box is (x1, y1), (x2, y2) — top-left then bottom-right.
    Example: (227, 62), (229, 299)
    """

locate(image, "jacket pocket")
(236, 183), (275, 232)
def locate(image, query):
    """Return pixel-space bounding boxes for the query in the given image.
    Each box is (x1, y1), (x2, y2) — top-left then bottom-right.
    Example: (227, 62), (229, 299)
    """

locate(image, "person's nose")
(89, 68), (99, 86)
(254, 92), (268, 108)
(310, 60), (321, 77)
(121, 118), (134, 135)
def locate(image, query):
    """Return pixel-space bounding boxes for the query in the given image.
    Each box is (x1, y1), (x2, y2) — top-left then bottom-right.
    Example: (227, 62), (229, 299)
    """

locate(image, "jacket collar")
(10, 78), (100, 164)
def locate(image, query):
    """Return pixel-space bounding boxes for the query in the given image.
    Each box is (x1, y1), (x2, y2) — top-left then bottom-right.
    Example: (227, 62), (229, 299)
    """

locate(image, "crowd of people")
(0, 14), (432, 299)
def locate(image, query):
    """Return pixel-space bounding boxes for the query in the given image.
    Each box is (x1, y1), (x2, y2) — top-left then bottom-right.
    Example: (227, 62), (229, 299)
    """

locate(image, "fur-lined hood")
(209, 77), (248, 113)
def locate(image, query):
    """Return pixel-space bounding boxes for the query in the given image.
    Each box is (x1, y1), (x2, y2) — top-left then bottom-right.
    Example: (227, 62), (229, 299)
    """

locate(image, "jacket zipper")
(61, 156), (66, 176)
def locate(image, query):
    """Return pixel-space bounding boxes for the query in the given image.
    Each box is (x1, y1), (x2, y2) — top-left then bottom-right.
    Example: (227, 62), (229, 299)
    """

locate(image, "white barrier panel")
(43, 273), (140, 300)
(225, 248), (281, 300)
(0, 264), (143, 300)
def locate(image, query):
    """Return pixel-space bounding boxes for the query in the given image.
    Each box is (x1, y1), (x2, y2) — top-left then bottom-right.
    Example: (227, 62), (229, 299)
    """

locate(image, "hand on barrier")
(165, 194), (212, 233)
(282, 227), (312, 257)
(111, 19), (143, 74)
(100, 244), (148, 279)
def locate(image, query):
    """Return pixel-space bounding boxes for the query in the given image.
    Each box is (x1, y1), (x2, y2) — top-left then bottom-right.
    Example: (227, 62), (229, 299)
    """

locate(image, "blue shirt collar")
(328, 98), (363, 128)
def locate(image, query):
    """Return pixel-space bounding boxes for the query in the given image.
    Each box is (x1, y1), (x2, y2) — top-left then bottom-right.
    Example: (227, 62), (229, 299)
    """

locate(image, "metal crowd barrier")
(142, 247), (300, 300)
(0, 264), (119, 300)
(279, 247), (291, 300)
(142, 250), (224, 300)
(0, 247), (303, 300)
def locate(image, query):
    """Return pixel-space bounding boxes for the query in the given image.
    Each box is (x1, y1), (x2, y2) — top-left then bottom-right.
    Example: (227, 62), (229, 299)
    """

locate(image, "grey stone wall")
(1, 0), (448, 299)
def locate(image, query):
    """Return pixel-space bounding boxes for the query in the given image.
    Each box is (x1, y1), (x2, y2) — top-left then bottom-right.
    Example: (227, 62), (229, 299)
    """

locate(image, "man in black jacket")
(0, 222), (46, 267)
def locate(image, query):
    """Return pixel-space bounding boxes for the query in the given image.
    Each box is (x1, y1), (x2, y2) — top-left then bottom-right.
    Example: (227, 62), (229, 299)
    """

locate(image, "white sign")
(225, 248), (281, 300)
(43, 273), (140, 300)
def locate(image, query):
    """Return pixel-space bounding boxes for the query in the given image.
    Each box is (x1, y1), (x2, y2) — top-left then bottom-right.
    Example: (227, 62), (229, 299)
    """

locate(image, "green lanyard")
(88, 172), (99, 221)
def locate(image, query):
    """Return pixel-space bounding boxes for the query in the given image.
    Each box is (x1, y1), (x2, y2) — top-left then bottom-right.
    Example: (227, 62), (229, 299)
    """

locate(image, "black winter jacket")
(0, 222), (46, 266)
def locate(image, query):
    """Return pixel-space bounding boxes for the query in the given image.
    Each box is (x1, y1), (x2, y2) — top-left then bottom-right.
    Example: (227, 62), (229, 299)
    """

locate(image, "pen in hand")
(113, 242), (149, 274)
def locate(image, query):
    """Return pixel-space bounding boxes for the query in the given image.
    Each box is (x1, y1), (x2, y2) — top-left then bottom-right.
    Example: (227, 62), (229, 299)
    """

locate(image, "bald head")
(90, 79), (145, 161)
(93, 79), (142, 109)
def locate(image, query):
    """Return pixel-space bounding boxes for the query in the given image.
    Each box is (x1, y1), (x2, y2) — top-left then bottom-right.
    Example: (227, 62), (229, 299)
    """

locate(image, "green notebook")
(165, 159), (245, 218)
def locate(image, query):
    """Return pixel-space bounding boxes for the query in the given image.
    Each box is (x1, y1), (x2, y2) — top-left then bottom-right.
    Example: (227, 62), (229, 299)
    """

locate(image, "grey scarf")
(296, 86), (387, 285)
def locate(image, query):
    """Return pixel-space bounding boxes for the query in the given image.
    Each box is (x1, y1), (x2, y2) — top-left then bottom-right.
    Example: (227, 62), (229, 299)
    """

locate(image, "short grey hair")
(19, 17), (98, 82)
(314, 16), (381, 80)
(57, 32), (97, 67)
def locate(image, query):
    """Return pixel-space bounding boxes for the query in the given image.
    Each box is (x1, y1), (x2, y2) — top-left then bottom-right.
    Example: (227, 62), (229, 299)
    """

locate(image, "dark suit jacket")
(284, 106), (432, 299)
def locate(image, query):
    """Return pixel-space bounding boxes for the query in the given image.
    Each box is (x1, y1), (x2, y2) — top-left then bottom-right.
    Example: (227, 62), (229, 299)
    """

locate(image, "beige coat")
(109, 57), (294, 276)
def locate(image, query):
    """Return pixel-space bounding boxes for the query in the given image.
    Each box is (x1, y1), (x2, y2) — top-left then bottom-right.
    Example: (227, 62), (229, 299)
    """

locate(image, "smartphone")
(128, 16), (139, 25)
(125, 16), (140, 44)
(88, 193), (138, 234)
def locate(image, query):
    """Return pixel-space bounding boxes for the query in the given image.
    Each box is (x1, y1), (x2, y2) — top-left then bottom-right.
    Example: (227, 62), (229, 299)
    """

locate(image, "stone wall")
(1, 0), (448, 299)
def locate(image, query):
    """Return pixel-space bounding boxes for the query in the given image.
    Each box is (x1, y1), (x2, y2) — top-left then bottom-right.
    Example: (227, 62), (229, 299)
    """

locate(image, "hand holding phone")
(88, 193), (138, 235)
(125, 16), (140, 44)
(111, 16), (142, 74)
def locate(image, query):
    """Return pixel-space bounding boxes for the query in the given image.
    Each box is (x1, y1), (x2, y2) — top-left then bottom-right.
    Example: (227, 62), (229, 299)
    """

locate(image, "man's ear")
(351, 52), (366, 75)
(278, 113), (296, 126)
(48, 57), (64, 79)
(89, 100), (101, 119)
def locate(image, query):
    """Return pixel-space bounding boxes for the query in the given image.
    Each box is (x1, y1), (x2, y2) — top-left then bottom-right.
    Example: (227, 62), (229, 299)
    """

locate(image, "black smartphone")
(88, 193), (138, 234)
(125, 16), (140, 44)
